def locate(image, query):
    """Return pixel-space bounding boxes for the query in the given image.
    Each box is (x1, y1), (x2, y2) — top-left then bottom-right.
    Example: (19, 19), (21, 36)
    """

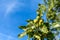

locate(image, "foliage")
(18, 0), (60, 40)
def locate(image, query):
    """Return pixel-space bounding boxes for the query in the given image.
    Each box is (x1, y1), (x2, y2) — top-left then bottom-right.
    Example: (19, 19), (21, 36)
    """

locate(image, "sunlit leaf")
(34, 34), (41, 40)
(40, 26), (48, 33)
(18, 32), (26, 38)
(52, 22), (60, 28)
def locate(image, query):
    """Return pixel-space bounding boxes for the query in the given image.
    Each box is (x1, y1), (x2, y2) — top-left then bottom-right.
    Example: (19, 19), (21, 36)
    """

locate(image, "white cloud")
(0, 33), (17, 40)
(1, 0), (25, 17)
(5, 2), (16, 16)
(0, 0), (26, 18)
(4, 1), (17, 17)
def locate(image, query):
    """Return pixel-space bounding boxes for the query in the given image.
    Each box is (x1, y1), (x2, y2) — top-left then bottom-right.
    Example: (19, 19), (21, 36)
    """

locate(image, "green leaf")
(40, 5), (46, 11)
(19, 26), (27, 31)
(27, 32), (34, 38)
(18, 32), (26, 38)
(26, 19), (33, 23)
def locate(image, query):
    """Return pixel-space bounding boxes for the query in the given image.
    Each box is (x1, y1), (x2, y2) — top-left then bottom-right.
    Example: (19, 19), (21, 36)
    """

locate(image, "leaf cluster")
(18, 0), (60, 40)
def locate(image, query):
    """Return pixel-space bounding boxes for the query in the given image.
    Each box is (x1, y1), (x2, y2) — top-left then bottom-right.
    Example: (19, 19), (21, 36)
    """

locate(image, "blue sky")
(0, 0), (44, 40)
